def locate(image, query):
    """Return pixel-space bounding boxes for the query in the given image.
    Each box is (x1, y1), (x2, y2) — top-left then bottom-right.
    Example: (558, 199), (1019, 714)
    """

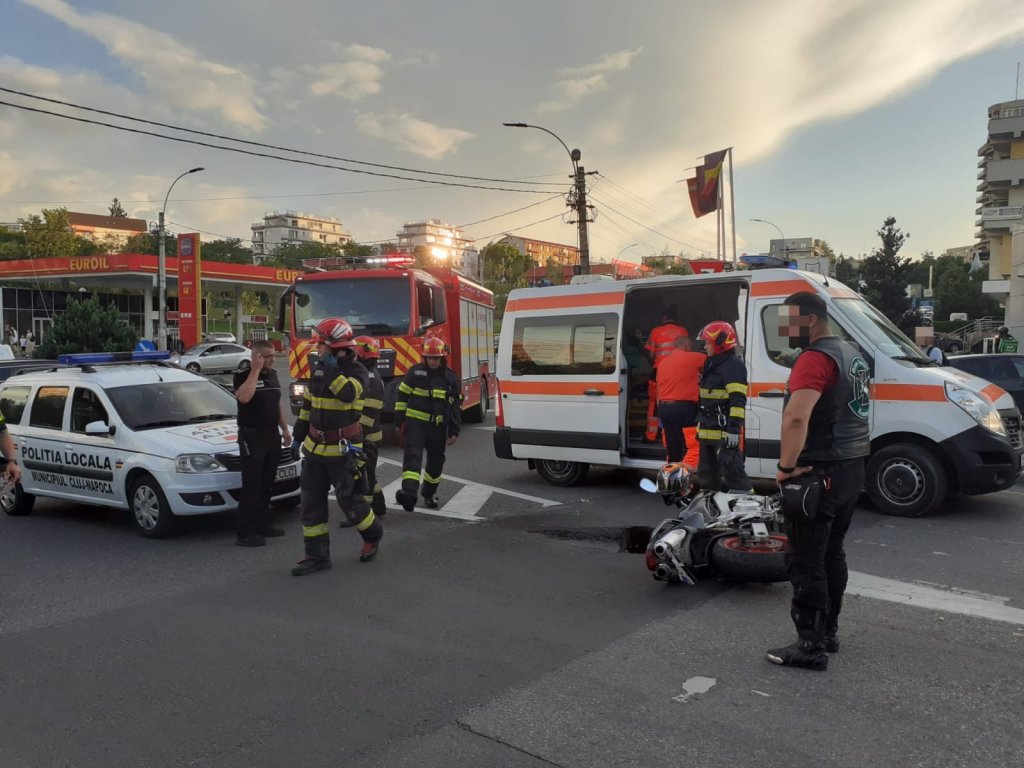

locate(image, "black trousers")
(362, 439), (386, 514)
(696, 440), (752, 492)
(659, 401), (697, 463)
(401, 421), (448, 499)
(300, 456), (381, 544)
(238, 426), (279, 535)
(783, 458), (865, 641)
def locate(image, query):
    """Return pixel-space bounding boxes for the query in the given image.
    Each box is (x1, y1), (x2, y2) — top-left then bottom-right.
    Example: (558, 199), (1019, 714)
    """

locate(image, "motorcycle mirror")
(639, 478), (658, 493)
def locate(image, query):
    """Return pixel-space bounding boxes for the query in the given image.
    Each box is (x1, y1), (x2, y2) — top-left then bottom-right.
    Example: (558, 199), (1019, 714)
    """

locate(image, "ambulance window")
(28, 386), (69, 430)
(511, 313), (618, 375)
(0, 386), (30, 425)
(71, 388), (109, 433)
(761, 305), (851, 369)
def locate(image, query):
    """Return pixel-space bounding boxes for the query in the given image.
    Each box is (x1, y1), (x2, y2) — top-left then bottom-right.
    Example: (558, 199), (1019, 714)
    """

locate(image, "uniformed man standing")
(694, 320), (753, 492)
(291, 318), (383, 575)
(234, 339), (291, 547)
(393, 336), (463, 511)
(1, 406), (22, 484)
(352, 335), (387, 521)
(643, 306), (689, 442)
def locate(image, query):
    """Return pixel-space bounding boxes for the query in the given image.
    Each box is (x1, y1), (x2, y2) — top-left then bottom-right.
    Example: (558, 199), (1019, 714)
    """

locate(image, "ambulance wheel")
(709, 534), (789, 583)
(866, 443), (946, 518)
(129, 474), (179, 538)
(186, 363), (201, 373)
(536, 460), (589, 486)
(0, 479), (35, 516)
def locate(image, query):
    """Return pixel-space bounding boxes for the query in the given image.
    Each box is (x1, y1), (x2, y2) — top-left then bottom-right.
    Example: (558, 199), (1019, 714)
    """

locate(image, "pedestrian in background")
(234, 339), (291, 547)
(996, 326), (1018, 353)
(655, 335), (704, 468)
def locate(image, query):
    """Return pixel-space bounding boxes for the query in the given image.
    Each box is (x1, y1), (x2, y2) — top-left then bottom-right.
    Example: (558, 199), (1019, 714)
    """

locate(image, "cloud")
(19, 0), (267, 130)
(538, 47), (643, 114)
(355, 112), (474, 159)
(309, 44), (391, 100)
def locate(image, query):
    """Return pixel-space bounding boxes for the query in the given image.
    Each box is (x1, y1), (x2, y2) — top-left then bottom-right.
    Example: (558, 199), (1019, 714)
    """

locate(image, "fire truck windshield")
(293, 277), (411, 338)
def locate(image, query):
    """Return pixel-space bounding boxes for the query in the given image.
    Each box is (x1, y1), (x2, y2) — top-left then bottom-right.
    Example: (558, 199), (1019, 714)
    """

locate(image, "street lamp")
(749, 218), (787, 260)
(158, 167), (204, 350)
(502, 122), (590, 274)
(617, 242), (640, 260)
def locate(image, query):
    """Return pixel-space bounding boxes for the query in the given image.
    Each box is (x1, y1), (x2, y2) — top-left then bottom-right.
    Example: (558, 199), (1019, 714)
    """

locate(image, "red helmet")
(352, 335), (380, 360)
(422, 336), (448, 358)
(313, 317), (355, 349)
(698, 321), (738, 354)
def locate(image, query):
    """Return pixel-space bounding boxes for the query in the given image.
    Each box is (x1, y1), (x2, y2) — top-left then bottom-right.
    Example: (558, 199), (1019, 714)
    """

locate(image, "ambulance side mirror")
(85, 420), (115, 437)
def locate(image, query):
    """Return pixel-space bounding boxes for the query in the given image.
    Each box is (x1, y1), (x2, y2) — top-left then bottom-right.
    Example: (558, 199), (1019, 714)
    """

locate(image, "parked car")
(947, 353), (1024, 411)
(202, 332), (237, 343)
(170, 342), (251, 374)
(0, 359), (61, 383)
(935, 333), (966, 355)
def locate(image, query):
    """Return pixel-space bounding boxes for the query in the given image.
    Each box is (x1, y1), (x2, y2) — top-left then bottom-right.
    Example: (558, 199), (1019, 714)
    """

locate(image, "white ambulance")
(493, 269), (1022, 517)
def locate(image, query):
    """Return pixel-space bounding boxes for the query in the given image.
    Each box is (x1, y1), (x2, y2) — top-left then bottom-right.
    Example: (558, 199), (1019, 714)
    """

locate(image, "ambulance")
(493, 269), (1023, 517)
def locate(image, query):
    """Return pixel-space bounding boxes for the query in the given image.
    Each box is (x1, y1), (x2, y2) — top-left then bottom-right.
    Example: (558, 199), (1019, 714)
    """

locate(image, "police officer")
(234, 339), (291, 547)
(643, 306), (689, 442)
(768, 291), (870, 671)
(291, 318), (383, 575)
(394, 336), (463, 511)
(352, 335), (387, 521)
(694, 320), (752, 492)
(1, 406), (22, 485)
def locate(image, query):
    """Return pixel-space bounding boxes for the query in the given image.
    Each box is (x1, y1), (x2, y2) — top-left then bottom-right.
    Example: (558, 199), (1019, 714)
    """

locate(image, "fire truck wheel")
(536, 460), (589, 486)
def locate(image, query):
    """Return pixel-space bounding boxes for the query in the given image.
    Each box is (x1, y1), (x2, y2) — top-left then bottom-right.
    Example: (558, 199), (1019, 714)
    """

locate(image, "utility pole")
(573, 150), (591, 275)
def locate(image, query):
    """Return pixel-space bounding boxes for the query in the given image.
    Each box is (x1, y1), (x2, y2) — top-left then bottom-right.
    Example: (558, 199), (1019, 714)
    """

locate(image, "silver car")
(172, 343), (252, 374)
(203, 332), (237, 343)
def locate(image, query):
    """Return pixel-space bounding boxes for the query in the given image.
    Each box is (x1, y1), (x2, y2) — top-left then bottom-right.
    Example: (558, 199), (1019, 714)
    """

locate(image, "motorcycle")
(639, 477), (789, 585)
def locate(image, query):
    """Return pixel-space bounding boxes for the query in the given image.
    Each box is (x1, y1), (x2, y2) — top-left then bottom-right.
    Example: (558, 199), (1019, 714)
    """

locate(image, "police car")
(0, 351), (301, 538)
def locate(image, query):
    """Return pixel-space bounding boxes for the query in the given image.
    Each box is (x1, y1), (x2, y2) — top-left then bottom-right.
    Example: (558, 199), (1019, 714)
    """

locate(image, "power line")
(592, 207), (660, 254)
(458, 193), (566, 228)
(0, 86), (564, 188)
(0, 98), (554, 194)
(473, 212), (567, 243)
(589, 194), (717, 254)
(589, 177), (718, 251)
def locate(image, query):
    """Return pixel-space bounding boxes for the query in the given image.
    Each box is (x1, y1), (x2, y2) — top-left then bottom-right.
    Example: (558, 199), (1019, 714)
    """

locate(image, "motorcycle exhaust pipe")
(652, 528), (688, 558)
(653, 562), (676, 581)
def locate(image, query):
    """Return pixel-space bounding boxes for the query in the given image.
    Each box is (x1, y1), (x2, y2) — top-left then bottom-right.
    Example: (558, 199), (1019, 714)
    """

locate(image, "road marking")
(847, 571), (1024, 626)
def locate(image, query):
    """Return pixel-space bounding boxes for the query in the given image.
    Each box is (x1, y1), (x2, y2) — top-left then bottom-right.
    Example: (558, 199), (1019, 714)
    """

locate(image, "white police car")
(0, 351), (300, 538)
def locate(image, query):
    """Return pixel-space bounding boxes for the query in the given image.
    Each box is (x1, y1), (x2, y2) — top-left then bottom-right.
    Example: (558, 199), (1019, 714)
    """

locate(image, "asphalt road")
(2, 366), (1023, 767)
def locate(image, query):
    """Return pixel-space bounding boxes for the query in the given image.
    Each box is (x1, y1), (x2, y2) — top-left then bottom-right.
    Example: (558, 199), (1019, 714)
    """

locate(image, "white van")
(493, 269), (1022, 517)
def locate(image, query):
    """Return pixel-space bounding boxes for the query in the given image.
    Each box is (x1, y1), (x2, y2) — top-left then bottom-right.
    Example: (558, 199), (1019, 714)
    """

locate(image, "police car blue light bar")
(58, 351), (172, 365)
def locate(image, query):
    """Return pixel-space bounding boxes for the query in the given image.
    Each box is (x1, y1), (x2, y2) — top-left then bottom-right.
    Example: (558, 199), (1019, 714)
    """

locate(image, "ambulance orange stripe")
(499, 381), (620, 396)
(871, 383), (946, 402)
(750, 280), (814, 298)
(981, 383), (1008, 403)
(505, 290), (624, 313)
(750, 382), (787, 396)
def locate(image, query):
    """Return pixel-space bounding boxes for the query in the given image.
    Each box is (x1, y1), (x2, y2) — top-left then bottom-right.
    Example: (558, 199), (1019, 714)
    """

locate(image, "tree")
(834, 254), (860, 287)
(643, 256), (693, 276)
(202, 238), (253, 264)
(108, 198), (128, 217)
(263, 241), (342, 269)
(859, 217), (911, 319)
(0, 226), (27, 261)
(122, 230), (175, 255)
(479, 242), (531, 286)
(19, 208), (80, 258)
(34, 296), (138, 358)
(934, 265), (999, 322)
(817, 240), (836, 275)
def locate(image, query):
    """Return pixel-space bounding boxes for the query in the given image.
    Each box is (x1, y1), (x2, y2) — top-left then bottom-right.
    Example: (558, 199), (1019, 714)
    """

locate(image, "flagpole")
(728, 148), (737, 265)
(718, 174), (725, 261)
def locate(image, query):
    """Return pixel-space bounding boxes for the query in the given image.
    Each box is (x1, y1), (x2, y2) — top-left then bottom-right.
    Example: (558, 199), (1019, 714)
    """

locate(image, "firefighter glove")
(724, 432), (740, 450)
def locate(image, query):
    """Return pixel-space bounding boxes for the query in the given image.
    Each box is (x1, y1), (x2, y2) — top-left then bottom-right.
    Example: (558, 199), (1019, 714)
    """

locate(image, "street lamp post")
(749, 218), (787, 261)
(617, 242), (640, 260)
(502, 122), (590, 275)
(158, 167), (204, 350)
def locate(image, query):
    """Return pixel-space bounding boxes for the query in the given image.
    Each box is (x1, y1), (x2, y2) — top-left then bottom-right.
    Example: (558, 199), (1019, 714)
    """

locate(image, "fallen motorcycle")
(640, 464), (789, 585)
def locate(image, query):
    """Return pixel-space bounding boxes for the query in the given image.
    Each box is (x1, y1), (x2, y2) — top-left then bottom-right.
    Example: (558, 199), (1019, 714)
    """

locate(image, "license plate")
(275, 465), (297, 481)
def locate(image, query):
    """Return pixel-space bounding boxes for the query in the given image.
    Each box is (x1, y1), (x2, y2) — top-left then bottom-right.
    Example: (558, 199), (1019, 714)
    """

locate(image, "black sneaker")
(236, 532), (266, 547)
(766, 640), (828, 671)
(421, 496), (439, 510)
(258, 527), (285, 538)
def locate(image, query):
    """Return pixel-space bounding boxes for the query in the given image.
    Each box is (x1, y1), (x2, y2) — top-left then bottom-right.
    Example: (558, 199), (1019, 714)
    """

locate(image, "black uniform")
(360, 362), (386, 517)
(292, 353), (383, 569)
(233, 368), (283, 538)
(394, 362), (462, 506)
(695, 350), (752, 492)
(782, 337), (870, 651)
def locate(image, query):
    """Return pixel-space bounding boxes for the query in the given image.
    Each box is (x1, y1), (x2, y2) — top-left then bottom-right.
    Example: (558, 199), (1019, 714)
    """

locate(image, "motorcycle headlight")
(176, 454), (228, 473)
(945, 383), (1006, 436)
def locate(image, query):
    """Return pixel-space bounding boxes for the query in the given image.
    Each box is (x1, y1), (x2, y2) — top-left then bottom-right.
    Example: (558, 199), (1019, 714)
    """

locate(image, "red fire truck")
(278, 259), (496, 423)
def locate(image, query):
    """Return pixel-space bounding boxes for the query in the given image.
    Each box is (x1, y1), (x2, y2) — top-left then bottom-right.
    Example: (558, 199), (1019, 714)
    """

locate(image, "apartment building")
(67, 212), (147, 246)
(251, 211), (351, 262)
(977, 99), (1024, 335)
(495, 235), (579, 267)
(395, 219), (475, 270)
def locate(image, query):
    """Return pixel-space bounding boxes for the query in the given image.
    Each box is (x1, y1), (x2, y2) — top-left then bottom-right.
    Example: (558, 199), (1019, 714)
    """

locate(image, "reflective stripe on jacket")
(295, 357), (369, 459)
(697, 351), (747, 441)
(395, 363), (463, 436)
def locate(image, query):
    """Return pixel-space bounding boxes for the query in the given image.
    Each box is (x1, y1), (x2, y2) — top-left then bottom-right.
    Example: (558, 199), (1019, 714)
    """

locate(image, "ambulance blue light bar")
(58, 351), (172, 365)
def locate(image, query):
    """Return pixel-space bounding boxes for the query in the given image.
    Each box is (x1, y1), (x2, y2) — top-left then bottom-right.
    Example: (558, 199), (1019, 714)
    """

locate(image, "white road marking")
(847, 571), (1024, 626)
(378, 458), (560, 506)
(672, 676), (717, 703)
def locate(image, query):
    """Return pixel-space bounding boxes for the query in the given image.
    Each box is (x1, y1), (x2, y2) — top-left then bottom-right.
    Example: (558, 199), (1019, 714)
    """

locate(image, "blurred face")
(779, 305), (816, 349)
(424, 356), (442, 369)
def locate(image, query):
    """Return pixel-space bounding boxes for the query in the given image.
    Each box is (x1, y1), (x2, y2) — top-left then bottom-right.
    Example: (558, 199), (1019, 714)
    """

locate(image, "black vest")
(786, 337), (871, 463)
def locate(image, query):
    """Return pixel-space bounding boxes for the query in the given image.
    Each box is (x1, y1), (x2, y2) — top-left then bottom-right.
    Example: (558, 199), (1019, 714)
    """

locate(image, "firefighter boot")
(291, 536), (332, 576)
(395, 489), (416, 512)
(372, 490), (387, 517)
(421, 495), (439, 510)
(766, 608), (828, 671)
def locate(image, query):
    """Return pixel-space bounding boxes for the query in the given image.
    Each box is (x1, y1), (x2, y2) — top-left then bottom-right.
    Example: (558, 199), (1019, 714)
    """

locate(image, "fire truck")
(277, 257), (496, 423)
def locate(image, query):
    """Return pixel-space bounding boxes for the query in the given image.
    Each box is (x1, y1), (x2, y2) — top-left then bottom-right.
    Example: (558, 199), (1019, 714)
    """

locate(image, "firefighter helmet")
(313, 317), (356, 349)
(352, 335), (380, 360)
(698, 321), (738, 354)
(422, 336), (448, 358)
(656, 463), (692, 496)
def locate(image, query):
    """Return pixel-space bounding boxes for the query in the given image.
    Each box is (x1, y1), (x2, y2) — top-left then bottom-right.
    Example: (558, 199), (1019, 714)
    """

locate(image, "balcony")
(988, 102), (1024, 139)
(981, 206), (1024, 222)
(985, 157), (1024, 185)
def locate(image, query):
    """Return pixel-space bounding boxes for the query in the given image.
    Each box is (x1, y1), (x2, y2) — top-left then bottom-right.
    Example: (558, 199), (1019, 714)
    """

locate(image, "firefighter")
(352, 335), (387, 522)
(694, 320), (753, 492)
(290, 318), (383, 575)
(643, 306), (689, 442)
(394, 336), (463, 511)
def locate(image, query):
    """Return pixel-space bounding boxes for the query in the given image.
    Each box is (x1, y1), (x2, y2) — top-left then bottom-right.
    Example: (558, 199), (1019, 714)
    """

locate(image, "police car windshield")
(294, 278), (411, 338)
(106, 380), (239, 430)
(831, 298), (927, 362)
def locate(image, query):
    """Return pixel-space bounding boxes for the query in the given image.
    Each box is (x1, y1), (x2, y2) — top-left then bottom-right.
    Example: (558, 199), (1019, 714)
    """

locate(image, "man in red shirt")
(768, 291), (870, 672)
(655, 335), (704, 467)
(643, 306), (688, 442)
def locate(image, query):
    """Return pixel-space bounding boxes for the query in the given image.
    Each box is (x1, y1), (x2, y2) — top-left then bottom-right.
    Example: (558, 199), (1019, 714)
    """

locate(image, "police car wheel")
(0, 479), (34, 516)
(185, 363), (201, 373)
(535, 459), (589, 486)
(866, 443), (946, 518)
(129, 474), (179, 538)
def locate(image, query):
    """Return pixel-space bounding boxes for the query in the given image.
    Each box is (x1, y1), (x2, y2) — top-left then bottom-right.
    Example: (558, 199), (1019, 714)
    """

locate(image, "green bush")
(35, 297), (138, 358)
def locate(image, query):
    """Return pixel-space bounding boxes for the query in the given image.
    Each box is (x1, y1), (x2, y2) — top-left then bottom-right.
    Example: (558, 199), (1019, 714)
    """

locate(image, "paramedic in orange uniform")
(655, 335), (705, 467)
(644, 306), (689, 442)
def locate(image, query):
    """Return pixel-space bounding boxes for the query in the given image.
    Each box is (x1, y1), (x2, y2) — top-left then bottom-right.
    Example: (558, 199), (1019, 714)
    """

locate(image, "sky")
(2, 0), (1024, 265)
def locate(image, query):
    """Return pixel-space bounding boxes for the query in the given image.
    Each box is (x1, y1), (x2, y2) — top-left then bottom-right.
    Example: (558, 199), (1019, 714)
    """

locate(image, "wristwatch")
(777, 462), (795, 473)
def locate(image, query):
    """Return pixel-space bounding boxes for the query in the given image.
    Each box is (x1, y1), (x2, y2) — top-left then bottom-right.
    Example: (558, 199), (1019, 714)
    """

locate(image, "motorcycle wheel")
(709, 534), (789, 583)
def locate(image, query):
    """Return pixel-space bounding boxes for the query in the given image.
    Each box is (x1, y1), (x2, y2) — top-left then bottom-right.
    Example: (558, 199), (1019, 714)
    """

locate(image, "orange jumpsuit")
(644, 323), (689, 441)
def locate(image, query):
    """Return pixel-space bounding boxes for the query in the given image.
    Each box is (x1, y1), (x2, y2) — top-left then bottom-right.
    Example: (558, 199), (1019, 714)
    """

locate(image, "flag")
(700, 149), (727, 198)
(687, 174), (712, 218)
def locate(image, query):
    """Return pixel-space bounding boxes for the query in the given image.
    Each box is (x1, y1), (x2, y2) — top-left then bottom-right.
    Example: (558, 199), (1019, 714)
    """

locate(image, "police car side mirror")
(85, 420), (114, 437)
